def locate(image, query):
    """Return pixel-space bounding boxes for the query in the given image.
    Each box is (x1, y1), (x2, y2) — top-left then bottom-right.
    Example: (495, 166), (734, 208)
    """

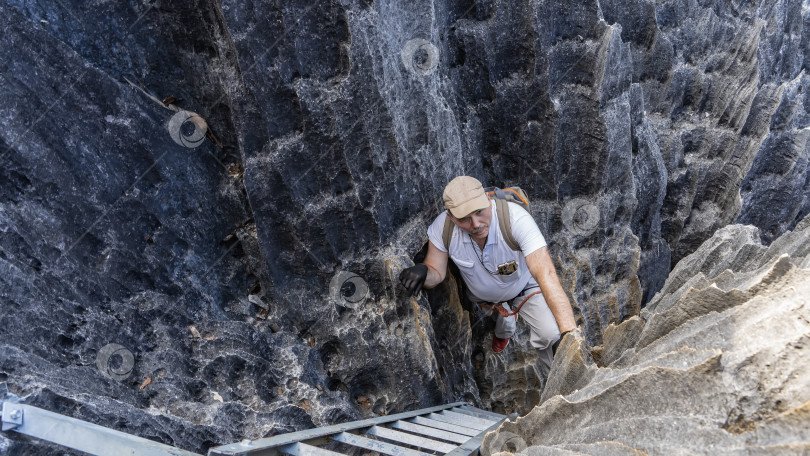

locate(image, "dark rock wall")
(1, 0), (809, 453)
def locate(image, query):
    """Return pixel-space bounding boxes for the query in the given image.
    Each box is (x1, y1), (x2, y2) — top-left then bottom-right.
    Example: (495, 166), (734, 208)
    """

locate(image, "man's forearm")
(541, 277), (577, 333)
(526, 248), (577, 333)
(422, 264), (445, 289)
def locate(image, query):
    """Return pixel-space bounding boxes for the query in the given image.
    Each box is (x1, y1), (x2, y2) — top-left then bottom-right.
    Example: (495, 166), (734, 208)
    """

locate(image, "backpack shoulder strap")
(442, 215), (454, 250)
(495, 199), (520, 251)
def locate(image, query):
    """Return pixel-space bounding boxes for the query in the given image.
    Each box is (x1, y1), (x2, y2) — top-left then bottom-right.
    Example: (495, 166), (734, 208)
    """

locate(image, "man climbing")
(399, 176), (576, 370)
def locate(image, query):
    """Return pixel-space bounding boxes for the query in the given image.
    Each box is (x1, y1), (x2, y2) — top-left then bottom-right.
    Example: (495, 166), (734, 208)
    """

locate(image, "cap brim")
(448, 193), (490, 218)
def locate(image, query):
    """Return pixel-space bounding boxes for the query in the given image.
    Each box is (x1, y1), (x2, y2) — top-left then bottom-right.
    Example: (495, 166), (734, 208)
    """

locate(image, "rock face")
(482, 214), (810, 455)
(1, 0), (810, 453)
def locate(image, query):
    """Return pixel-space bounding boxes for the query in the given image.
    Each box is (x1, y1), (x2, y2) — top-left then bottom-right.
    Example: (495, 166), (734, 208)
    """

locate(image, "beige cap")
(443, 176), (490, 218)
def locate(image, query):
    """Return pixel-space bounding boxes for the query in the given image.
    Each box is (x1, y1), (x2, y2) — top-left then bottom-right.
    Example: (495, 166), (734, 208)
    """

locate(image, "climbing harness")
(476, 288), (542, 318)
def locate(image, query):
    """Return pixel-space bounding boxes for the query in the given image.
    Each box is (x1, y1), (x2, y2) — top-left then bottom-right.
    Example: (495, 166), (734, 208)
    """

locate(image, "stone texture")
(1, 0), (810, 453)
(482, 214), (810, 455)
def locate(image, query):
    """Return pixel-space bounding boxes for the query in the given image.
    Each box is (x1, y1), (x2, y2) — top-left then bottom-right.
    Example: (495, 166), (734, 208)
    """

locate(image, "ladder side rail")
(0, 402), (202, 456)
(208, 402), (469, 455)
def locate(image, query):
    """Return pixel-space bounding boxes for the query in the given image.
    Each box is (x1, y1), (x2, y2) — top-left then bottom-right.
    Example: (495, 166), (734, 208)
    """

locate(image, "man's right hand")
(399, 264), (428, 296)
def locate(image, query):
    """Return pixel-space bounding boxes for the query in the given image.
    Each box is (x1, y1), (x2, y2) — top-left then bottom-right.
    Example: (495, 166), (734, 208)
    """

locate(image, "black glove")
(551, 329), (572, 356)
(399, 264), (428, 296)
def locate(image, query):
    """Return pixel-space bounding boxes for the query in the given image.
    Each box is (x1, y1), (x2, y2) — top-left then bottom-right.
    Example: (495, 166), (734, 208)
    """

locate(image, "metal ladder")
(208, 401), (510, 456)
(1, 400), (510, 456)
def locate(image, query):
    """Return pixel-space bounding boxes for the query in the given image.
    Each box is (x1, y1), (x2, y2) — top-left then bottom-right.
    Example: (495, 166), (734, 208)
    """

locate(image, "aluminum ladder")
(1, 400), (510, 456)
(208, 401), (511, 456)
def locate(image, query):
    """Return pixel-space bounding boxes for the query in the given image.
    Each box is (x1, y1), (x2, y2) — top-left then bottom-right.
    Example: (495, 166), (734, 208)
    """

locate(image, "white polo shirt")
(427, 200), (547, 303)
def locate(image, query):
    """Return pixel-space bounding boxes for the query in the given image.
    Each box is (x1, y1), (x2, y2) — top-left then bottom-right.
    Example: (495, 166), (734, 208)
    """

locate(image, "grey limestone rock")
(482, 214), (810, 455)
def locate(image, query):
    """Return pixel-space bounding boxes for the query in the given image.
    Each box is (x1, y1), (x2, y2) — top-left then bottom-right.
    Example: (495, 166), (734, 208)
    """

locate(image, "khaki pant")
(475, 288), (561, 370)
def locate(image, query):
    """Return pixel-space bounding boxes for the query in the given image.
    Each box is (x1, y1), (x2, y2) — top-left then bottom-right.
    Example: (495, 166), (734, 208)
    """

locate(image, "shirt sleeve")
(508, 202), (546, 255)
(427, 211), (450, 253)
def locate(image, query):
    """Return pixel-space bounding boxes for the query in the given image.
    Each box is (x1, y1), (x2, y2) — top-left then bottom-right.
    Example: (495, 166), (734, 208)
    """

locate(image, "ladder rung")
(331, 432), (433, 456)
(453, 406), (507, 421)
(427, 412), (490, 431)
(279, 442), (345, 456)
(391, 420), (469, 444)
(440, 410), (498, 428)
(409, 416), (479, 436)
(365, 426), (456, 453)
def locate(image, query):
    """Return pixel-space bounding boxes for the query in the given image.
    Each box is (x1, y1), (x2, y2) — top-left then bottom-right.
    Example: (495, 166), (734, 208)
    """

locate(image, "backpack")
(441, 186), (531, 251)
